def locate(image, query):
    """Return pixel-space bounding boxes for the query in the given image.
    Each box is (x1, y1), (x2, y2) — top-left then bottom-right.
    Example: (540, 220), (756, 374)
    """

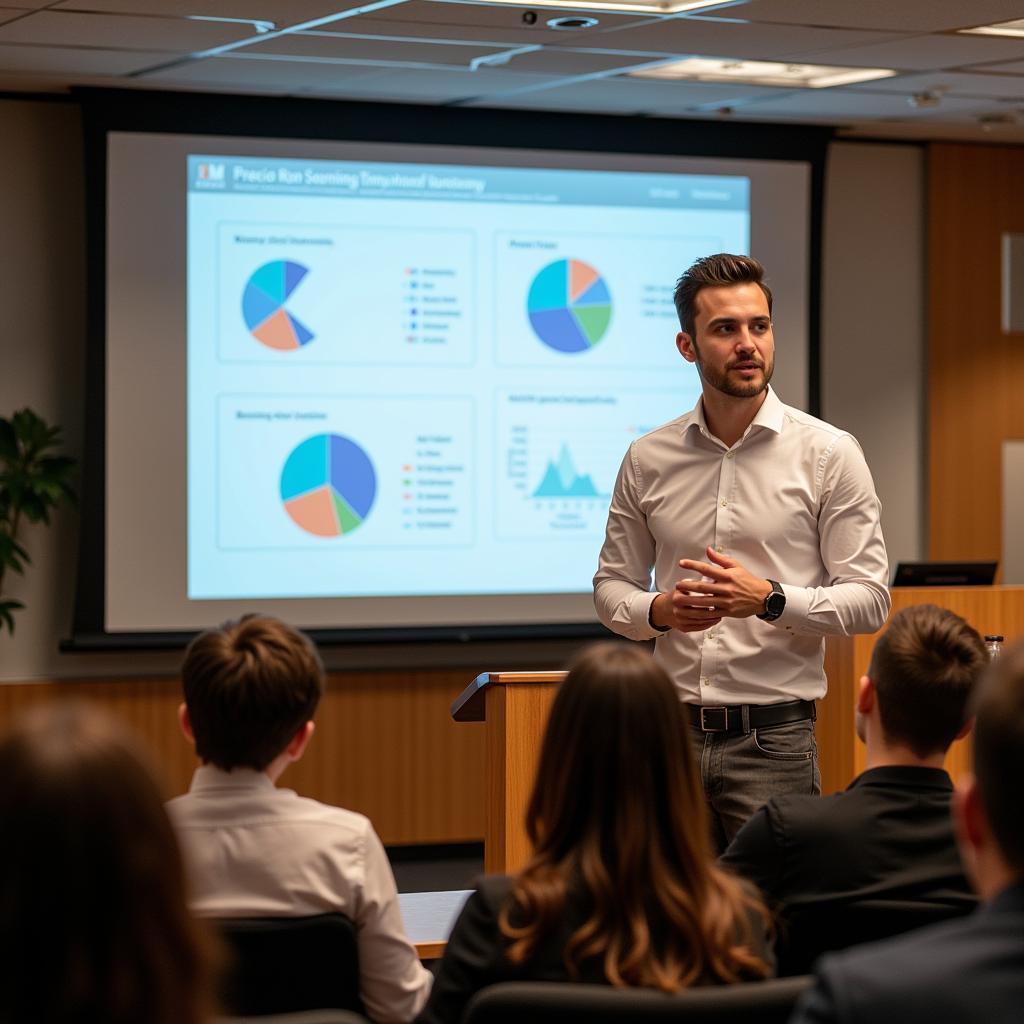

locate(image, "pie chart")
(279, 433), (376, 538)
(242, 260), (315, 351)
(527, 258), (612, 354)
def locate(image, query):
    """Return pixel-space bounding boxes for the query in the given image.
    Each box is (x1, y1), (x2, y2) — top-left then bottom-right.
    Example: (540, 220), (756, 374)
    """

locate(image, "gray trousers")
(689, 718), (821, 853)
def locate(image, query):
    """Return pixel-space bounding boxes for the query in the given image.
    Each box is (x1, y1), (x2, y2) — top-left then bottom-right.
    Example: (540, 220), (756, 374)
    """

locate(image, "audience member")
(167, 614), (431, 1023)
(723, 604), (984, 915)
(417, 642), (772, 1024)
(790, 634), (1024, 1023)
(0, 703), (214, 1024)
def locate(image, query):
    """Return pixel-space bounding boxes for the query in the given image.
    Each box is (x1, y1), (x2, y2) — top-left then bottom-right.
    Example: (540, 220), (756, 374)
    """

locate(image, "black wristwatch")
(757, 579), (786, 621)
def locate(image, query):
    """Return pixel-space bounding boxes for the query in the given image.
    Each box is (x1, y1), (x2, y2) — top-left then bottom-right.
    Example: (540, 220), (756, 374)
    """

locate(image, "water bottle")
(984, 635), (1004, 660)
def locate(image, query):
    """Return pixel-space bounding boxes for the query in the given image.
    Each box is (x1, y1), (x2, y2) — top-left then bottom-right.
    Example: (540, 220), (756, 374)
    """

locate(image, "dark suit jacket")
(790, 883), (1024, 1023)
(721, 766), (976, 911)
(416, 874), (773, 1024)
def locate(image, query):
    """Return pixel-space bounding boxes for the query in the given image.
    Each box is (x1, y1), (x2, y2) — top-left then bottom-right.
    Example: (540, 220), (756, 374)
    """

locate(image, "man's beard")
(694, 345), (774, 399)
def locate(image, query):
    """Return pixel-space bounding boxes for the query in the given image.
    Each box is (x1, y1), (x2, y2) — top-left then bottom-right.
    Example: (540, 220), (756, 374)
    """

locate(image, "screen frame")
(70, 85), (832, 651)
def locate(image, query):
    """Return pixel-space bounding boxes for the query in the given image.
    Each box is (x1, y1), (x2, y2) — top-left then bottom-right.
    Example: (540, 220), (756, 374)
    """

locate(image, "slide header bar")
(188, 155), (749, 211)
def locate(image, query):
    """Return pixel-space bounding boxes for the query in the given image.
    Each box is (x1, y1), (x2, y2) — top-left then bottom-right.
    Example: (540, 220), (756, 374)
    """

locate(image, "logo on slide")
(527, 258), (612, 354)
(242, 260), (315, 351)
(280, 433), (376, 538)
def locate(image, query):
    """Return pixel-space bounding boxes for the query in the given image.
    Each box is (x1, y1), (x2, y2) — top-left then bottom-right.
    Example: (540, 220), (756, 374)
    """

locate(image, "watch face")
(766, 591), (785, 615)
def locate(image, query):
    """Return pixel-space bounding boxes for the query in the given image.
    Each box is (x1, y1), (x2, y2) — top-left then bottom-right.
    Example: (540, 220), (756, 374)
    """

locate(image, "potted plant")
(0, 409), (77, 635)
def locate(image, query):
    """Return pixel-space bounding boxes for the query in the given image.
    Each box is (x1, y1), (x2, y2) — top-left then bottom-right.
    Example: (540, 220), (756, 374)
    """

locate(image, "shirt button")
(720, 500), (728, 508)
(707, 631), (716, 639)
(701, 676), (709, 686)
(726, 452), (734, 459)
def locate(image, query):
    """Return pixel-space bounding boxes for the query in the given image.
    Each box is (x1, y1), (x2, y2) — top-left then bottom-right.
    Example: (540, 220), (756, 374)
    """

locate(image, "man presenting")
(594, 253), (890, 847)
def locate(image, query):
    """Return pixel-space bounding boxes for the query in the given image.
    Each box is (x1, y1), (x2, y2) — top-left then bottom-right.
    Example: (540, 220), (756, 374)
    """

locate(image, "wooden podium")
(451, 671), (564, 874)
(454, 587), (1024, 873)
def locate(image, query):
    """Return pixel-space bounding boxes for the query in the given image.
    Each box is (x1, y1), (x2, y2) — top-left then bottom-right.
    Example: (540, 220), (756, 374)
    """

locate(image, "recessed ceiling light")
(481, 0), (739, 15)
(547, 15), (600, 27)
(960, 19), (1024, 39)
(630, 57), (897, 88)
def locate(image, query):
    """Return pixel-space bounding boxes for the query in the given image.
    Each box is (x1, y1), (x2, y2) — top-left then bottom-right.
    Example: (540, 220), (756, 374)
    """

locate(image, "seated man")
(167, 614), (431, 1023)
(722, 603), (985, 917)
(791, 635), (1024, 1024)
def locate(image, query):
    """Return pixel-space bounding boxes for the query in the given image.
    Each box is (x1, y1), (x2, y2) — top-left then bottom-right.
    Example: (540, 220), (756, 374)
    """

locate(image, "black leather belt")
(685, 699), (816, 734)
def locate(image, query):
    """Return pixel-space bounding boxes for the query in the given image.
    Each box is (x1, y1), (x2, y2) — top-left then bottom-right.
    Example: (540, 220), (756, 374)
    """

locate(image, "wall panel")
(929, 142), (1024, 561)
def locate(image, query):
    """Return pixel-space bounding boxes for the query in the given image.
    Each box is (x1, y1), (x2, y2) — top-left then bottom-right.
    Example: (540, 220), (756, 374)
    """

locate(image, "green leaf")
(0, 599), (23, 635)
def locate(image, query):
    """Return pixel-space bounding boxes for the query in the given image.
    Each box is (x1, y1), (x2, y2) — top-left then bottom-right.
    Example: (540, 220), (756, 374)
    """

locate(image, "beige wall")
(821, 141), (926, 569)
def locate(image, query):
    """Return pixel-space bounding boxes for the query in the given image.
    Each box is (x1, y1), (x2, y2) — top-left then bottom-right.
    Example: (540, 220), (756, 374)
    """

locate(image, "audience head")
(859, 604), (986, 759)
(181, 614), (324, 772)
(673, 252), (773, 339)
(0, 702), (213, 1024)
(503, 642), (768, 990)
(957, 639), (1024, 896)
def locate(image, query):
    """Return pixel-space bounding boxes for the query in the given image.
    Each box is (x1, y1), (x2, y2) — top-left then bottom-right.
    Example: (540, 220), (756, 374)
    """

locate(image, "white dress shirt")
(593, 387), (890, 705)
(167, 765), (432, 1023)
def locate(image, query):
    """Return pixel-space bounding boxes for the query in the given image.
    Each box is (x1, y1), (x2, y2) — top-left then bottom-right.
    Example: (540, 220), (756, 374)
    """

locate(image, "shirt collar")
(683, 385), (785, 443)
(846, 765), (954, 792)
(189, 763), (276, 793)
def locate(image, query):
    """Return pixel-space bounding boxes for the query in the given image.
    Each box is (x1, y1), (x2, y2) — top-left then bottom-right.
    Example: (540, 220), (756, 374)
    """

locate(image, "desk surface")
(398, 889), (472, 959)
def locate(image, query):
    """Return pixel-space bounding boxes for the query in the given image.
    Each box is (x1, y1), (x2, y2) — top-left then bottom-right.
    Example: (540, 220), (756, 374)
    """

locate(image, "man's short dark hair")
(181, 615), (324, 771)
(867, 604), (986, 758)
(673, 253), (773, 338)
(973, 640), (1024, 874)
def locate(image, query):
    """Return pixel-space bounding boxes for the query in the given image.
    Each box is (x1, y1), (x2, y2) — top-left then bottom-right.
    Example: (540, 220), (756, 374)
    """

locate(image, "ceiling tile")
(492, 46), (670, 74)
(733, 0), (1024, 33)
(0, 11), (254, 50)
(795, 32), (1024, 71)
(245, 31), (509, 66)
(0, 42), (169, 74)
(52, 0), (370, 27)
(734, 88), (996, 119)
(297, 64), (567, 100)
(854, 70), (1024, 101)
(327, 15), (575, 44)
(978, 59), (1024, 74)
(553, 16), (902, 58)
(357, 1), (648, 36)
(140, 53), (394, 90)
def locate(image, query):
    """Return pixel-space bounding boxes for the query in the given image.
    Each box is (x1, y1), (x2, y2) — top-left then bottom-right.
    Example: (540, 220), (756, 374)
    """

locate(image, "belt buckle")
(700, 706), (729, 732)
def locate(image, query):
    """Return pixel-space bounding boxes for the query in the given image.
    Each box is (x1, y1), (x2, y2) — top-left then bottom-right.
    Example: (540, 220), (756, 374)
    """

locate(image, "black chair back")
(463, 977), (812, 1023)
(215, 913), (363, 1017)
(776, 898), (975, 976)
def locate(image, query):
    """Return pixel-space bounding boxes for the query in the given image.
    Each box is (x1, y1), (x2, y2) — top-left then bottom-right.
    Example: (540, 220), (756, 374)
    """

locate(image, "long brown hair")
(499, 643), (769, 989)
(0, 703), (215, 1024)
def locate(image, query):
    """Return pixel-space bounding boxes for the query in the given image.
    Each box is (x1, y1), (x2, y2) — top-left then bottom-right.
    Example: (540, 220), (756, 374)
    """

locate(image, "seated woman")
(418, 643), (772, 1024)
(0, 703), (215, 1024)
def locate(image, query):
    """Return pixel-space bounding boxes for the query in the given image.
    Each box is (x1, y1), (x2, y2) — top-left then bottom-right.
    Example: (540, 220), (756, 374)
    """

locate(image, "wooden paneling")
(0, 669), (485, 846)
(821, 586), (1024, 794)
(929, 142), (1024, 562)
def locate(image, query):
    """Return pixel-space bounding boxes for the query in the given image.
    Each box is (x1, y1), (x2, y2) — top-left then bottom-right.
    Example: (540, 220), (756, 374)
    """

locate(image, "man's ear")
(178, 703), (195, 745)
(856, 675), (875, 714)
(284, 720), (315, 762)
(676, 330), (698, 364)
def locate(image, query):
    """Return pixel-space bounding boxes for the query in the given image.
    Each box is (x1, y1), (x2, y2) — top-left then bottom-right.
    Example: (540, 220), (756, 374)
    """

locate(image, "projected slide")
(243, 260), (315, 350)
(528, 259), (612, 353)
(188, 153), (748, 600)
(280, 433), (376, 537)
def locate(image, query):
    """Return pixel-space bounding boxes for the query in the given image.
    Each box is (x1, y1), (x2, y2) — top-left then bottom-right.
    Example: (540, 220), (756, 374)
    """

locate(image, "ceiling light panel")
(960, 19), (1024, 39)
(631, 57), (895, 88)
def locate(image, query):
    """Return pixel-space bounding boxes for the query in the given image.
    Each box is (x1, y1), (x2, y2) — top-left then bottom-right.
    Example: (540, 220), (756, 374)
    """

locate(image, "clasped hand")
(651, 546), (772, 633)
